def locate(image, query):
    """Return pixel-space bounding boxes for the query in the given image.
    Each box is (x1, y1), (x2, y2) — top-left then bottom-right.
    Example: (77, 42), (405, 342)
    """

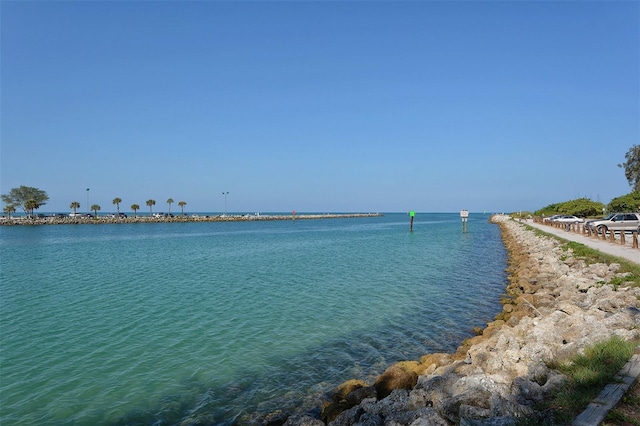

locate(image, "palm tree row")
(68, 198), (187, 218)
(69, 201), (101, 217)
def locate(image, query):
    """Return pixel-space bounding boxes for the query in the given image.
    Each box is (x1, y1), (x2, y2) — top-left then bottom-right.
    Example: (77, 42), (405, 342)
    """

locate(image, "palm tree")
(70, 201), (80, 214)
(3, 205), (16, 218)
(91, 204), (101, 218)
(131, 204), (140, 217)
(178, 201), (187, 215)
(24, 199), (38, 218)
(146, 199), (156, 215)
(113, 197), (122, 215)
(167, 198), (174, 214)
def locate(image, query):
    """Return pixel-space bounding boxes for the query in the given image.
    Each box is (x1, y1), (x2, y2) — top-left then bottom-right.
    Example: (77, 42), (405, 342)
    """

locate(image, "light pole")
(222, 192), (229, 216)
(86, 188), (90, 214)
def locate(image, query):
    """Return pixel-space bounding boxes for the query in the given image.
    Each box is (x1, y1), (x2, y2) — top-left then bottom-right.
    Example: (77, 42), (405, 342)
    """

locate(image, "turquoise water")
(0, 213), (507, 425)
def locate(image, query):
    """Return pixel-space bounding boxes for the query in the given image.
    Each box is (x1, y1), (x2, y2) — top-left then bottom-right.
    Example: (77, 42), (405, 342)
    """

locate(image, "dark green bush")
(535, 198), (605, 217)
(607, 191), (640, 213)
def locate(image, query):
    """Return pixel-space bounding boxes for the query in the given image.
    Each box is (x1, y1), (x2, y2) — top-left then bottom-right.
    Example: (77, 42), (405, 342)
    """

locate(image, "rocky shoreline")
(0, 213), (382, 226)
(259, 214), (640, 426)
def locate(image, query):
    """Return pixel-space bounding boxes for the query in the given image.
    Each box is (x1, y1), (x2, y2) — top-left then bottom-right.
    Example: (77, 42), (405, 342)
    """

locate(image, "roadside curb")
(572, 346), (640, 426)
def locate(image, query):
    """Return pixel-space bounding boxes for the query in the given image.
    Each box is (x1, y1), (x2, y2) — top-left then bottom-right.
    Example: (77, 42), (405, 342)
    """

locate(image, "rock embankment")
(274, 215), (640, 426)
(0, 213), (382, 226)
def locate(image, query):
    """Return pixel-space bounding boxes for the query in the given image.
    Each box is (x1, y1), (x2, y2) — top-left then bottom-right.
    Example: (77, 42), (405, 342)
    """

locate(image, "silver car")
(551, 215), (584, 223)
(591, 213), (640, 233)
(584, 213), (616, 232)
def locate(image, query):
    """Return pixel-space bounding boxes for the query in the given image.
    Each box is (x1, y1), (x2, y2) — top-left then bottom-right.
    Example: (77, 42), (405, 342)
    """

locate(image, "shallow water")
(0, 213), (507, 425)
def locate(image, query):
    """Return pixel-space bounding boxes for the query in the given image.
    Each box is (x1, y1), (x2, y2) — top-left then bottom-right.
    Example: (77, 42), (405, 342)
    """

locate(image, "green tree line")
(535, 145), (640, 217)
(534, 193), (640, 218)
(2, 187), (187, 218)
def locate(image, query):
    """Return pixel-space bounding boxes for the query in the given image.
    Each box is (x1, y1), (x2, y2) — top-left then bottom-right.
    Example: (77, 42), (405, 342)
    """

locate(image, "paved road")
(524, 219), (640, 265)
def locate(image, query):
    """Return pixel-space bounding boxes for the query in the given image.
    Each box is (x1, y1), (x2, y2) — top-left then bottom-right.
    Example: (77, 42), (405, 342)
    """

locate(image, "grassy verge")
(523, 337), (638, 425)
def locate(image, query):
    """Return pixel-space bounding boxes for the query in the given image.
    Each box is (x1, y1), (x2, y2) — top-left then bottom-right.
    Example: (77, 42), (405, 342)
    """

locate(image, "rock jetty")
(0, 213), (382, 226)
(260, 214), (640, 426)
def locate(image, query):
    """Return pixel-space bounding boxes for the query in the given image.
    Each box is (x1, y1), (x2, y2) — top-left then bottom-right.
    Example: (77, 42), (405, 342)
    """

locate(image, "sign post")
(460, 210), (469, 233)
(409, 211), (415, 232)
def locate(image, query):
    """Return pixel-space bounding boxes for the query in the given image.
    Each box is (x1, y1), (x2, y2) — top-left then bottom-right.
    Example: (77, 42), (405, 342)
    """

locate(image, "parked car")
(152, 213), (164, 218)
(584, 213), (616, 232)
(69, 212), (83, 218)
(109, 213), (127, 218)
(550, 215), (584, 224)
(590, 213), (640, 233)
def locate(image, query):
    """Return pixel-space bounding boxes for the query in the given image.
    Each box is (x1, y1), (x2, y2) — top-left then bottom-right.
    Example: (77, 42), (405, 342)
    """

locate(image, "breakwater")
(0, 212), (382, 226)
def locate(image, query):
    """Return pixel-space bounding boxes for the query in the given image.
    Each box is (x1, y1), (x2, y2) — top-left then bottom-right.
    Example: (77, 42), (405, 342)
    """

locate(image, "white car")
(551, 215), (584, 223)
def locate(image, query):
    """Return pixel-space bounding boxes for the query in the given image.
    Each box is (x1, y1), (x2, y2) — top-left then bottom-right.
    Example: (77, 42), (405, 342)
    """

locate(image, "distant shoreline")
(0, 213), (384, 226)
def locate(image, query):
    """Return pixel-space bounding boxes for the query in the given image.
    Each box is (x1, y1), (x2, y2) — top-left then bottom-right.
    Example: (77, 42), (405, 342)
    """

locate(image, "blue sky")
(1, 1), (638, 214)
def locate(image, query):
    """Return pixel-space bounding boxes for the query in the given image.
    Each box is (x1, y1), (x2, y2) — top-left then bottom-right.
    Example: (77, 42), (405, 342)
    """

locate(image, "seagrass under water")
(0, 213), (507, 425)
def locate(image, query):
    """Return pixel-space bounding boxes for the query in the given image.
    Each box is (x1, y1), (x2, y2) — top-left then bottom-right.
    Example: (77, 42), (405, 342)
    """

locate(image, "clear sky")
(1, 1), (638, 214)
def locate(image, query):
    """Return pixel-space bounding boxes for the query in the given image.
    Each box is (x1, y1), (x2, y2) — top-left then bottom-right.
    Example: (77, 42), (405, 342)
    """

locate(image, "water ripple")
(0, 214), (507, 424)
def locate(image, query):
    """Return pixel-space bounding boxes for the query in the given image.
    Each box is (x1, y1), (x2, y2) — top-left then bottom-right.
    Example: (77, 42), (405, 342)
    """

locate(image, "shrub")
(535, 198), (605, 217)
(607, 191), (640, 213)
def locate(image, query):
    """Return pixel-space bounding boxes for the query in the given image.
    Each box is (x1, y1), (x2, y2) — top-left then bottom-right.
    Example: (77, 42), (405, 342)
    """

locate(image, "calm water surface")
(0, 213), (507, 425)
